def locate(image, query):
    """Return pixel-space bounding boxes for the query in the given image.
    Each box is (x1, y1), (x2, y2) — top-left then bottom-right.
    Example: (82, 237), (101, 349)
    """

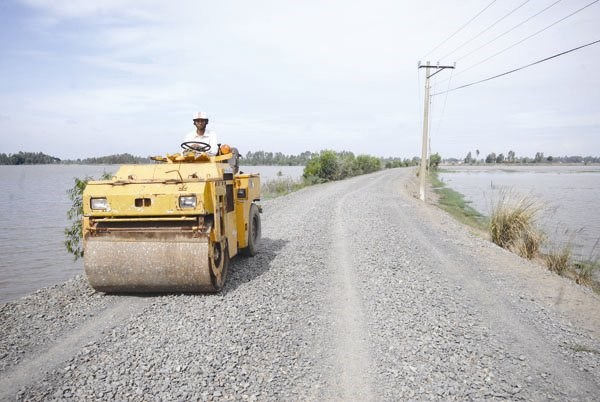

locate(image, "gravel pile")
(1, 168), (599, 401)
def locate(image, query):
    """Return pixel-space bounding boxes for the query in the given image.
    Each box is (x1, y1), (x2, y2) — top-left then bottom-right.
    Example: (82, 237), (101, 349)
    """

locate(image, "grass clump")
(544, 245), (572, 275)
(574, 260), (599, 287)
(489, 190), (544, 259)
(571, 344), (600, 354)
(573, 240), (600, 290)
(261, 177), (306, 199)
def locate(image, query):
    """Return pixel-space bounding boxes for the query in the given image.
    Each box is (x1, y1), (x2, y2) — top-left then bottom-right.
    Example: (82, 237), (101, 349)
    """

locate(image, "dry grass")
(544, 245), (572, 275)
(489, 190), (545, 259)
(574, 239), (600, 287)
(574, 260), (598, 286)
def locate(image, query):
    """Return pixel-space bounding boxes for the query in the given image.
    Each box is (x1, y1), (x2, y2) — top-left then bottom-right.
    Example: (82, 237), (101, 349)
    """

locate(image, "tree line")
(243, 150), (313, 166)
(1, 150), (423, 167)
(6, 148), (597, 167)
(244, 150), (422, 170)
(0, 151), (61, 165)
(0, 152), (152, 165)
(62, 153), (152, 165)
(461, 150), (600, 165)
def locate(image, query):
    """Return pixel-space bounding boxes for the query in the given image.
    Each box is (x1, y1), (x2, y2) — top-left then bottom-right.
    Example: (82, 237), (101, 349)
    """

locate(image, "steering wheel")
(181, 141), (211, 153)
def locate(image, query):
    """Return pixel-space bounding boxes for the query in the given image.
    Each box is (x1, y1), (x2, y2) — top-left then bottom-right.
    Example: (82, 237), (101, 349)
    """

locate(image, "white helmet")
(193, 111), (209, 121)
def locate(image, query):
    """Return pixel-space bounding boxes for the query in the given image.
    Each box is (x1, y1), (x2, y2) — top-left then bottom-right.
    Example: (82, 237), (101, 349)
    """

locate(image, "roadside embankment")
(430, 168), (600, 292)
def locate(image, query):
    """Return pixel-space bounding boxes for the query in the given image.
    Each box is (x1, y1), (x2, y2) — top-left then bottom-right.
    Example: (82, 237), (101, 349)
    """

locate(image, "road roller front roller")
(82, 142), (262, 293)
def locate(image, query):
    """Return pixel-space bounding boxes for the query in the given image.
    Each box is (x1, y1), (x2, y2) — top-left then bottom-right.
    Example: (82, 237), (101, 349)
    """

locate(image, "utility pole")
(417, 61), (455, 202)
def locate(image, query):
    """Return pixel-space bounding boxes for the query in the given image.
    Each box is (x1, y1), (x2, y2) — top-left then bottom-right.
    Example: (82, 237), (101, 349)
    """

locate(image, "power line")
(456, 0), (564, 63)
(439, 0), (532, 61)
(431, 69), (454, 139)
(417, 66), (423, 135)
(456, 0), (598, 78)
(431, 38), (600, 97)
(422, 0), (498, 59)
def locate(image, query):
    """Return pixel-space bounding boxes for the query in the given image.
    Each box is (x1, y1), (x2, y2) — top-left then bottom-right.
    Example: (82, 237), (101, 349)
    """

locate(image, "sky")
(0, 0), (598, 160)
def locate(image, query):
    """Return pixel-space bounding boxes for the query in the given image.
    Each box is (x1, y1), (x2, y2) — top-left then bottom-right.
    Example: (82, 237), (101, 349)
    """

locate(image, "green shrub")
(356, 155), (381, 175)
(64, 172), (112, 260)
(429, 153), (442, 170)
(319, 150), (340, 181)
(302, 150), (382, 182)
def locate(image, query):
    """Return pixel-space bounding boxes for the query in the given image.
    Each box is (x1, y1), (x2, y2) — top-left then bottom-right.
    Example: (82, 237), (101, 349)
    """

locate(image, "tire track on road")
(325, 183), (374, 401)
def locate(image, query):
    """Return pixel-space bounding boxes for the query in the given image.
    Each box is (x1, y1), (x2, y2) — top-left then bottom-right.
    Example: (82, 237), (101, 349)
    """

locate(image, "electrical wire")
(432, 69), (454, 139)
(417, 66), (423, 134)
(422, 0), (498, 60)
(456, 0), (564, 62)
(428, 77), (435, 139)
(439, 0), (532, 61)
(454, 0), (598, 79)
(431, 38), (600, 97)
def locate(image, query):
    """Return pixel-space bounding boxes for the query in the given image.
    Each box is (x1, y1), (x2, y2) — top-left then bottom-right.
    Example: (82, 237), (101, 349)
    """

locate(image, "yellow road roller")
(82, 142), (261, 293)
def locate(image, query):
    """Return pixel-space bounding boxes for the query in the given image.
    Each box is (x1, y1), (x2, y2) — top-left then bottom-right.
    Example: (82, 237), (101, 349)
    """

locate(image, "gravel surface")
(1, 167), (599, 401)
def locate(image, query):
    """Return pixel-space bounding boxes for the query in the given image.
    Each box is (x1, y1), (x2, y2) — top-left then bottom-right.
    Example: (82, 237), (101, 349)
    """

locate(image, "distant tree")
(476, 149), (480, 161)
(547, 156), (553, 163)
(496, 153), (505, 164)
(534, 152), (544, 163)
(464, 151), (472, 164)
(507, 150), (515, 163)
(485, 153), (497, 163)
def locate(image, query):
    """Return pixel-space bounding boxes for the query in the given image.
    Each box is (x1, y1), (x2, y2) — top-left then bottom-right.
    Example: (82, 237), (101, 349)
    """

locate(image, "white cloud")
(20, 0), (161, 20)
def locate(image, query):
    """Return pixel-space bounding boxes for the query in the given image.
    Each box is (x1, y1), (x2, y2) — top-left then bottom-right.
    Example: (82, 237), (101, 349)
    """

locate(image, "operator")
(184, 111), (218, 152)
(183, 111), (240, 173)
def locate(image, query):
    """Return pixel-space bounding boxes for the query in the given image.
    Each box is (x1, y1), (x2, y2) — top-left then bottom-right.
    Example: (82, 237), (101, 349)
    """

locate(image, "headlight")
(90, 197), (109, 210)
(179, 195), (196, 208)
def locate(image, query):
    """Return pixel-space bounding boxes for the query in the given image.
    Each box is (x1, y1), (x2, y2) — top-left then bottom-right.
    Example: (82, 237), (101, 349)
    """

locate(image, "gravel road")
(1, 167), (599, 401)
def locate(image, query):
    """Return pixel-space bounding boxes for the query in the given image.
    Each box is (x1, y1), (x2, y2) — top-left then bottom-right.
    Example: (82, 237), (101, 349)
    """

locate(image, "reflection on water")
(0, 164), (304, 303)
(439, 165), (600, 259)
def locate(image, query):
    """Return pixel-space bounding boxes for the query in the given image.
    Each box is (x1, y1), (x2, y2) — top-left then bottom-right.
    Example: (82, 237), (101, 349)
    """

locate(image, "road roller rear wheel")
(210, 241), (229, 291)
(242, 204), (261, 256)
